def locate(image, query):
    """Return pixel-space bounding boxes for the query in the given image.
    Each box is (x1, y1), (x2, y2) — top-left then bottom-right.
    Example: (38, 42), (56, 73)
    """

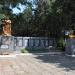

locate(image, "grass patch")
(20, 48), (28, 53)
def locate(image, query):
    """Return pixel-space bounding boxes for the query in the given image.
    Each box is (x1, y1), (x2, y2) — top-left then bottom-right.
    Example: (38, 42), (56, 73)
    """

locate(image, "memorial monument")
(0, 18), (14, 55)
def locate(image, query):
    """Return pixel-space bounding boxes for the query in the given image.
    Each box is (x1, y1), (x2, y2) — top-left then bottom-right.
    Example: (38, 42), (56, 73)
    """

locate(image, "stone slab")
(1, 45), (9, 49)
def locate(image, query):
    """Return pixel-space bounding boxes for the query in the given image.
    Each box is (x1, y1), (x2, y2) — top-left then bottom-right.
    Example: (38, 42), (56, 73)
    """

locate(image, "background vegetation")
(0, 0), (74, 38)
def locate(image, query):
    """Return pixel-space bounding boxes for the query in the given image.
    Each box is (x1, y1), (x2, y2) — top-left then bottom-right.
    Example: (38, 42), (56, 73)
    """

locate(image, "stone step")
(0, 50), (13, 55)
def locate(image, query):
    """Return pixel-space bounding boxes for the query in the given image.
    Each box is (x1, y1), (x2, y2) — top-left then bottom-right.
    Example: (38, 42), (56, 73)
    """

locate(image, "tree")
(0, 0), (75, 37)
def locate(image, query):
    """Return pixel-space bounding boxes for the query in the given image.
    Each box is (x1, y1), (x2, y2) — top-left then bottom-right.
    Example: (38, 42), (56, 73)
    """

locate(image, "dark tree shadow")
(33, 53), (75, 71)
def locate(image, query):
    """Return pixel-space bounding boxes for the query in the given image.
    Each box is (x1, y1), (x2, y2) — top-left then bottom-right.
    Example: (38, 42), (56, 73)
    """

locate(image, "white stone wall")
(0, 36), (56, 51)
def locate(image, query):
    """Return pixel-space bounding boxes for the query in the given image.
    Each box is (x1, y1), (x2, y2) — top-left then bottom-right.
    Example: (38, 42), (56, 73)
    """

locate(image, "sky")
(12, 0), (36, 14)
(12, 4), (26, 14)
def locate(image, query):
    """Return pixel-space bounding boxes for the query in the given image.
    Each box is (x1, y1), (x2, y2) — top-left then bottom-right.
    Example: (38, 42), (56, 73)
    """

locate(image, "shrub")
(57, 38), (65, 51)
(20, 48), (28, 53)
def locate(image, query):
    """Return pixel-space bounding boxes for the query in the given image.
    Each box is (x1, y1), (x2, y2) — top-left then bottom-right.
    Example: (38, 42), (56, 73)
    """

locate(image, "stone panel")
(18, 39), (23, 47)
(24, 40), (28, 47)
(44, 40), (49, 47)
(1, 45), (9, 49)
(34, 39), (40, 47)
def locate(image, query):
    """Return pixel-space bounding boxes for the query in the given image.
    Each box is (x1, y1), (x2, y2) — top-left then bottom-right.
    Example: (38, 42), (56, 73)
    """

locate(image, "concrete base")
(0, 36), (14, 54)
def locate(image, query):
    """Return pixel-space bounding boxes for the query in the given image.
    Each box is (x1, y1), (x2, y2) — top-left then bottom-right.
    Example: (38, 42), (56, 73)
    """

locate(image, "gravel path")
(0, 53), (75, 75)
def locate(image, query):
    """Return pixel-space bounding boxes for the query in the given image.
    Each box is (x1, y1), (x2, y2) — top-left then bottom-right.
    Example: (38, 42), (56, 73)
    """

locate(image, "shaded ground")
(0, 54), (75, 75)
(20, 47), (61, 53)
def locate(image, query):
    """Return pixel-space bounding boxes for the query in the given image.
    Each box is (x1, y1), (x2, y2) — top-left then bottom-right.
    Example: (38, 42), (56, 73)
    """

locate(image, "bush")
(20, 48), (28, 53)
(57, 38), (65, 51)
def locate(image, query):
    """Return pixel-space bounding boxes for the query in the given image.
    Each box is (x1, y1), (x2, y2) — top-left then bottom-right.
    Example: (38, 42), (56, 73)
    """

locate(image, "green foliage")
(0, 0), (75, 37)
(20, 48), (28, 53)
(0, 14), (6, 31)
(57, 38), (65, 51)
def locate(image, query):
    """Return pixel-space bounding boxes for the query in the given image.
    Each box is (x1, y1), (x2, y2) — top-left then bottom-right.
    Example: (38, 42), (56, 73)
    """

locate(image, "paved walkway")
(0, 53), (75, 75)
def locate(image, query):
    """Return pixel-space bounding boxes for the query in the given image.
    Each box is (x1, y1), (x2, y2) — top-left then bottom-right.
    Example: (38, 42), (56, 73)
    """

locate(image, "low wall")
(0, 36), (56, 51)
(14, 37), (56, 50)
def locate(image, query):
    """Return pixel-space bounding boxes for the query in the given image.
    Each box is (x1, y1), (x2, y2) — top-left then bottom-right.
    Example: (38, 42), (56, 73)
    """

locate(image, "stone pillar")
(65, 35), (75, 57)
(0, 18), (14, 54)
